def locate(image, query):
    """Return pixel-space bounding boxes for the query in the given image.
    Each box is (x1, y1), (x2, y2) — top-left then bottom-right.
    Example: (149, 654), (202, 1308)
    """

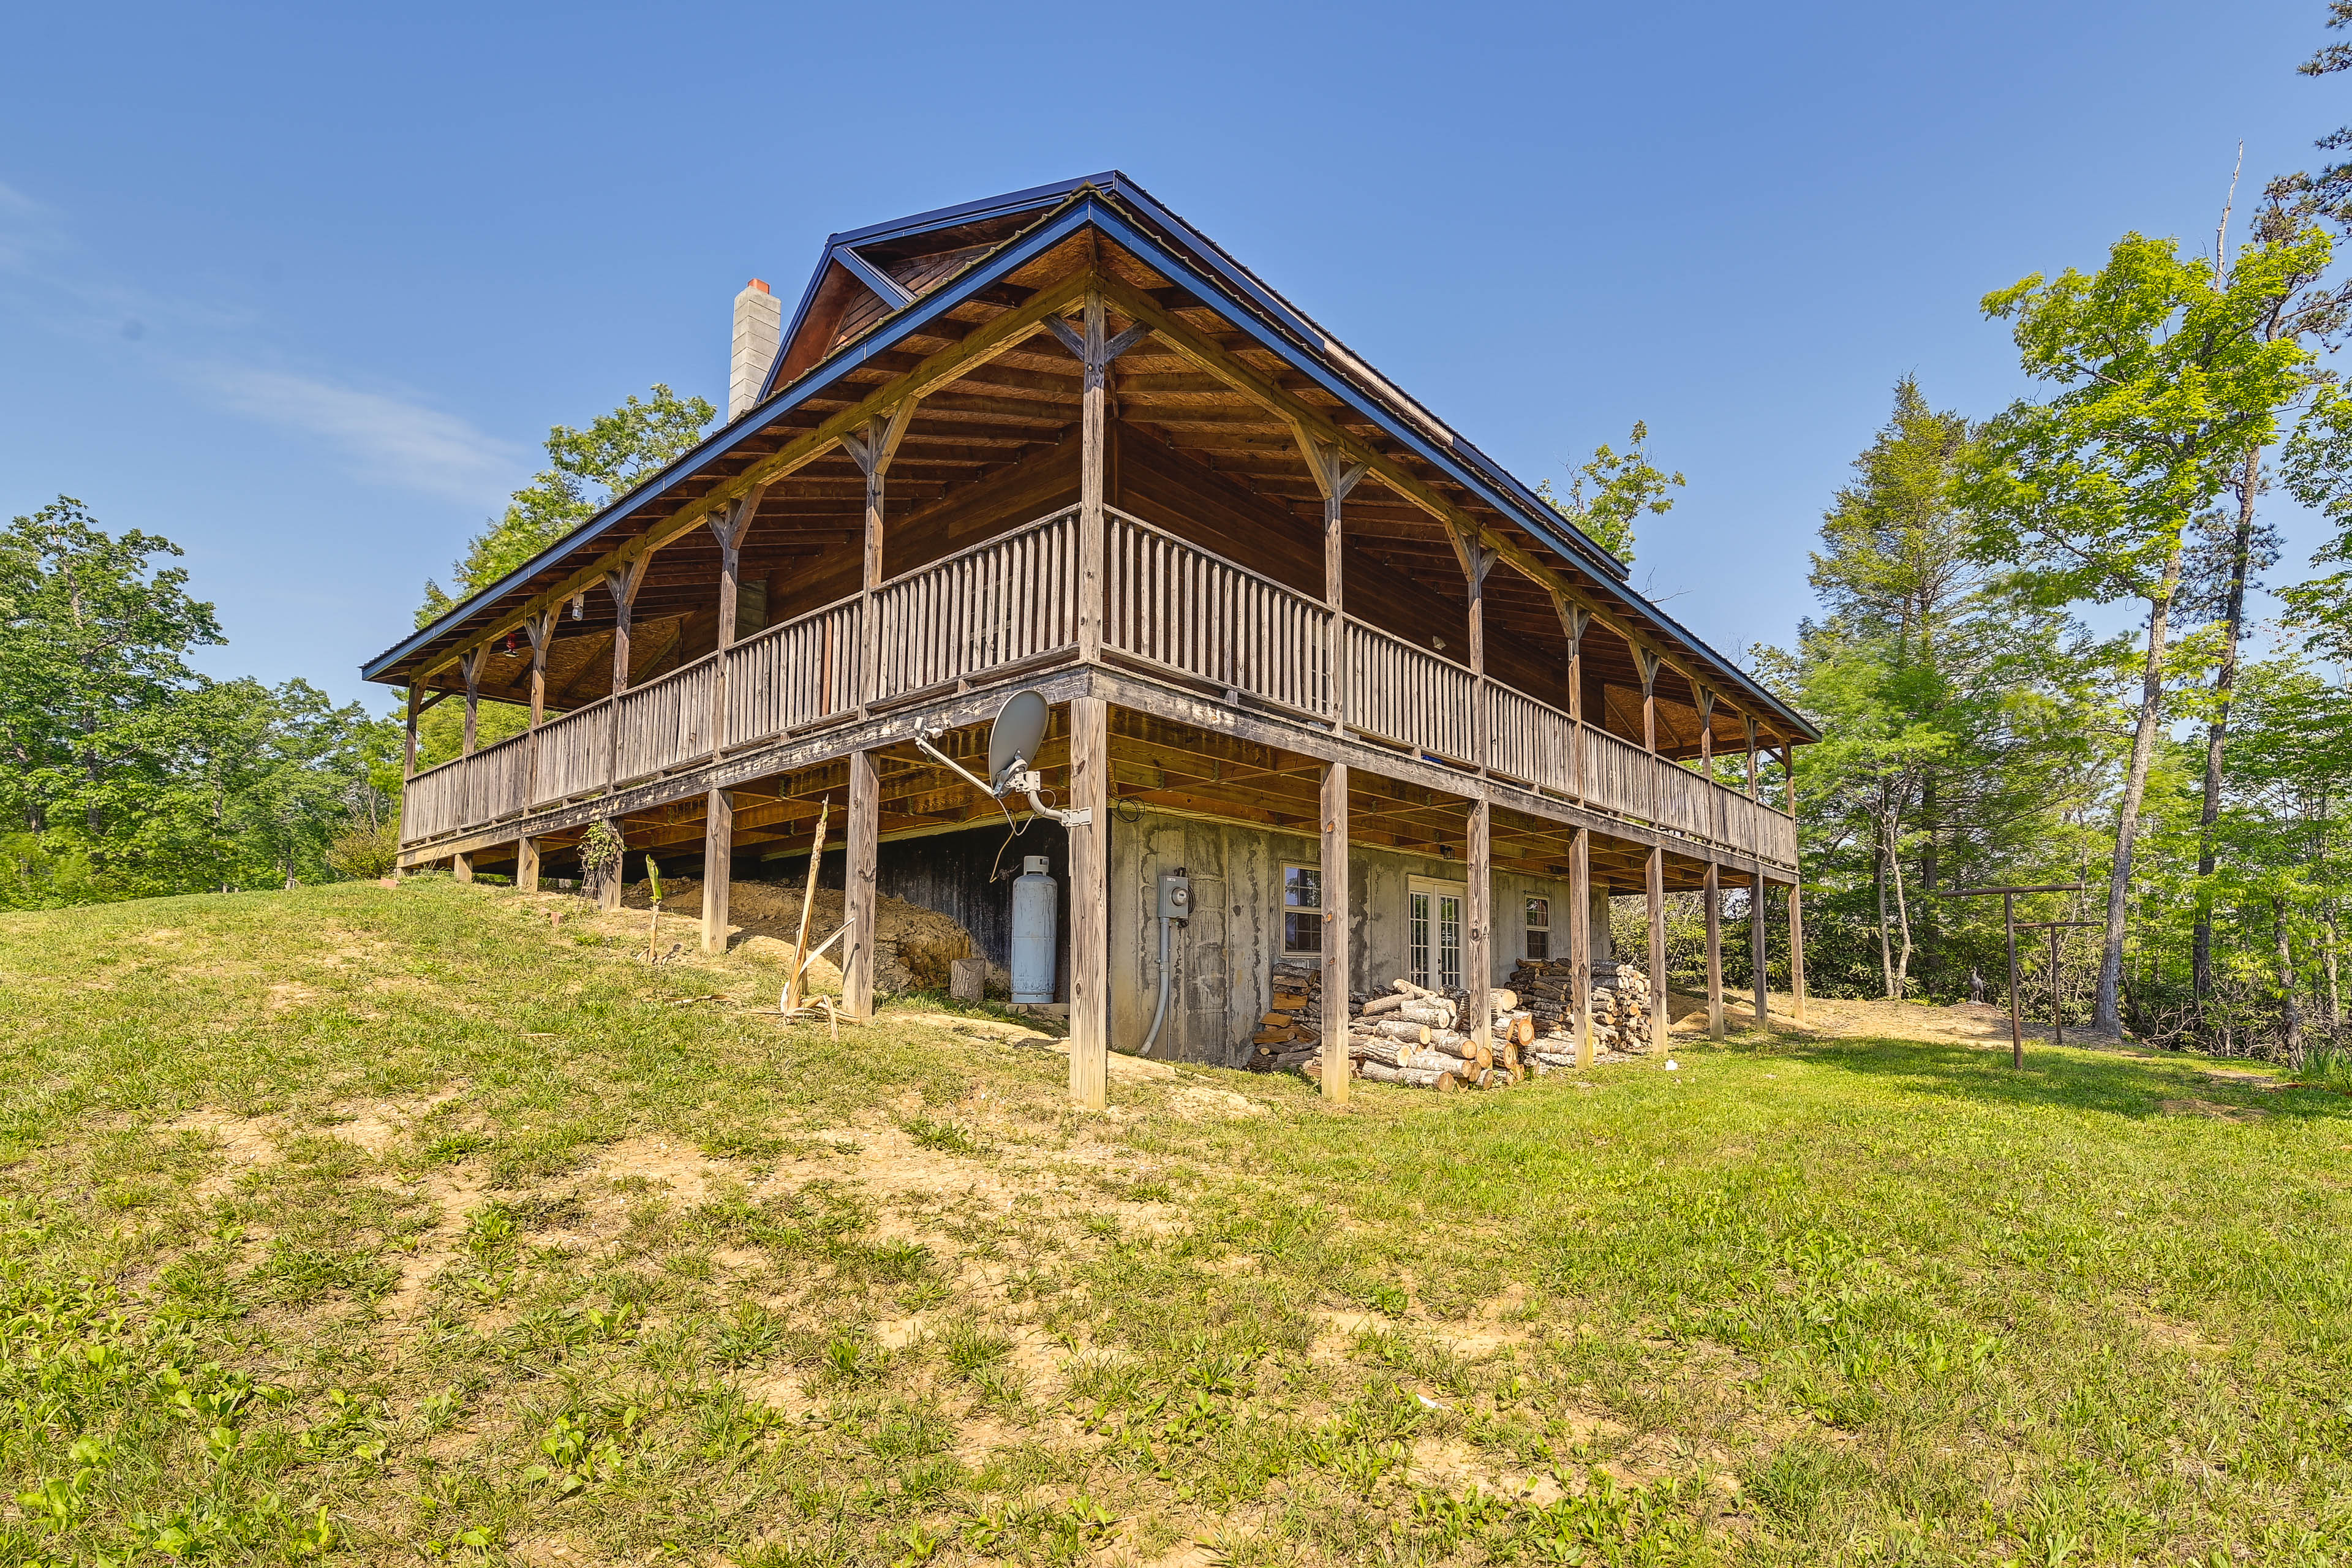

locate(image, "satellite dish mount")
(914, 689), (1093, 827)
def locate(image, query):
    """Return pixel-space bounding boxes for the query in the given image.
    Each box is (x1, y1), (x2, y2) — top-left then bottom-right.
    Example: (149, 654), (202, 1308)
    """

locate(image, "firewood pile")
(1248, 965), (1539, 1090)
(1511, 959), (1654, 1065)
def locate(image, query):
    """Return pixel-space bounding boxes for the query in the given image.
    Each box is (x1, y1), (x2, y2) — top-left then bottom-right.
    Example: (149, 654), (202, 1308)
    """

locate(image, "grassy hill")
(2, 880), (2347, 1566)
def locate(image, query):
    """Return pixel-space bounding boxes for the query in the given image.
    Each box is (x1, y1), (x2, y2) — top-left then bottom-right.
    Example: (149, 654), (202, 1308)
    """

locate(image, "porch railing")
(1106, 508), (1332, 717)
(876, 508), (1078, 700)
(401, 500), (1798, 871)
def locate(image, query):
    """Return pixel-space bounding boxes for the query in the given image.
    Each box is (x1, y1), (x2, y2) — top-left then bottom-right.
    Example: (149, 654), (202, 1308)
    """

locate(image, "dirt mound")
(620, 878), (997, 996)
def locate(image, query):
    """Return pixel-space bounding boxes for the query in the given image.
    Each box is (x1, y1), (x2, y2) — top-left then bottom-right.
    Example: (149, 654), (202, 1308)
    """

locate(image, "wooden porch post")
(524, 612), (553, 729)
(403, 685), (419, 782)
(1077, 292), (1108, 666)
(453, 850), (473, 884)
(843, 405), (914, 709)
(1555, 597), (1591, 802)
(1068, 695), (1111, 1110)
(1450, 526), (1498, 771)
(843, 750), (878, 1019)
(1744, 715), (1758, 800)
(701, 789), (733, 953)
(460, 648), (483, 758)
(1639, 649), (1660, 754)
(1646, 845), (1668, 1054)
(706, 486), (766, 753)
(515, 837), (539, 894)
(1570, 826), (1593, 1068)
(1752, 870), (1770, 1027)
(1467, 797), (1492, 1054)
(1298, 439), (1367, 728)
(1703, 861), (1724, 1039)
(1785, 746), (1807, 1022)
(1320, 761), (1351, 1102)
(1692, 682), (1716, 773)
(606, 557), (650, 695)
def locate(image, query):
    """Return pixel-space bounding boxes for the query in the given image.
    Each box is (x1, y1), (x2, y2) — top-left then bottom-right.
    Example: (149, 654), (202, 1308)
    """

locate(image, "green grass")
(2, 880), (2350, 1566)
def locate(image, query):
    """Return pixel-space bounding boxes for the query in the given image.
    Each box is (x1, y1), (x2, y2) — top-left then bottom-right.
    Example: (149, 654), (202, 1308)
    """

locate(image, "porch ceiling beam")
(1090, 274), (1771, 743)
(412, 270), (1093, 685)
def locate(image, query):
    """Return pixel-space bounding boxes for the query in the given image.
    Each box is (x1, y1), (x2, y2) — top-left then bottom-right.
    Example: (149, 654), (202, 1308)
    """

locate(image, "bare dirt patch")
(2158, 1097), (2267, 1123)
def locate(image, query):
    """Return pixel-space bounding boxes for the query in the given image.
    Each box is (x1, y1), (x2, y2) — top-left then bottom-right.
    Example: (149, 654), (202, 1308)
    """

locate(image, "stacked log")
(1272, 976), (1539, 1091)
(1510, 958), (1654, 1068)
(1246, 957), (1333, 1074)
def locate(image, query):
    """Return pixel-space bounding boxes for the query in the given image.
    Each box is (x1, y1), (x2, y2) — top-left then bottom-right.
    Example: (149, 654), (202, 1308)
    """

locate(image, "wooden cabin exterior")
(362, 173), (1817, 1106)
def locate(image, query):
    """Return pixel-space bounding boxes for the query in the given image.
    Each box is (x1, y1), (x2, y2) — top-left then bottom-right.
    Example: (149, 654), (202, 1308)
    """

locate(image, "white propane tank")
(1010, 854), (1058, 1004)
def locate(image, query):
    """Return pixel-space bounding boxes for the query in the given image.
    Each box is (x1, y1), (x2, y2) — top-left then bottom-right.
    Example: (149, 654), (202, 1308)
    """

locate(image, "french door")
(1409, 878), (1464, 992)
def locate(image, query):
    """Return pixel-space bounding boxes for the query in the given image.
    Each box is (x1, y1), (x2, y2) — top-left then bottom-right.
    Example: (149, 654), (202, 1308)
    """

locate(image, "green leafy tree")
(1961, 225), (2334, 1033)
(0, 497), (224, 846)
(417, 384), (715, 626)
(1536, 421), (1683, 564)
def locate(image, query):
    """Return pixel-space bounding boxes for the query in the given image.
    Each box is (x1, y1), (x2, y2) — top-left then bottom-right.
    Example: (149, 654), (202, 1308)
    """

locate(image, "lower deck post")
(1789, 876), (1808, 1022)
(1752, 871), (1770, 1027)
(1705, 861), (1724, 1040)
(453, 851), (473, 884)
(702, 788), (733, 954)
(1466, 799), (1492, 1055)
(844, 753), (878, 1019)
(1068, 696), (1110, 1110)
(1646, 847), (1667, 1054)
(515, 837), (539, 894)
(1319, 762), (1351, 1104)
(1570, 826), (1593, 1068)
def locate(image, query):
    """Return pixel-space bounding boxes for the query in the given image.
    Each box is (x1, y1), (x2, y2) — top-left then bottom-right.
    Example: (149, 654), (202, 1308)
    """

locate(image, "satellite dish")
(988, 690), (1050, 788)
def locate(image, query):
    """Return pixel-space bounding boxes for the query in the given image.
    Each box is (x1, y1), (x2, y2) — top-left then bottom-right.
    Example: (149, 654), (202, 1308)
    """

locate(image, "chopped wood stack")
(1279, 976), (1538, 1091)
(1246, 957), (1332, 1074)
(1510, 958), (1654, 1068)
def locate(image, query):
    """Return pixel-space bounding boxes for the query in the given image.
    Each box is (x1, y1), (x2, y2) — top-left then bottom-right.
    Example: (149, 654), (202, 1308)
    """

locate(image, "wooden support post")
(1466, 797), (1492, 1053)
(1752, 870), (1770, 1027)
(1449, 526), (1498, 771)
(522, 611), (554, 728)
(592, 819), (624, 911)
(1556, 597), (1591, 801)
(1570, 826), (1593, 1068)
(1068, 695), (1110, 1110)
(460, 648), (483, 758)
(403, 685), (419, 782)
(706, 488), (765, 756)
(1077, 292), (1108, 665)
(842, 406), (913, 710)
(606, 557), (650, 695)
(701, 788), (733, 954)
(1744, 715), (1758, 800)
(1646, 845), (1668, 1054)
(1692, 682), (1716, 773)
(515, 837), (539, 894)
(1638, 649), (1660, 754)
(452, 850), (473, 884)
(1782, 747), (1806, 1022)
(1705, 861), (1724, 1040)
(1296, 437), (1368, 728)
(1320, 761), (1351, 1103)
(843, 750), (878, 1019)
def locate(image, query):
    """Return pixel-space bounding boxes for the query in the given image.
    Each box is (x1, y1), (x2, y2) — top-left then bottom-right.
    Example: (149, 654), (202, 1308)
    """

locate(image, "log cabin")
(362, 173), (1817, 1106)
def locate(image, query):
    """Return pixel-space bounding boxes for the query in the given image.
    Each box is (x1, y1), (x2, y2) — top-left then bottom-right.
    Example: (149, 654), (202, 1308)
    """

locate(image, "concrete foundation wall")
(1108, 807), (1611, 1067)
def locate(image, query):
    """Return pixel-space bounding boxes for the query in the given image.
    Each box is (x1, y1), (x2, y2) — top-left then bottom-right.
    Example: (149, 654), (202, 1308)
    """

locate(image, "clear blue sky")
(3, 1), (2341, 710)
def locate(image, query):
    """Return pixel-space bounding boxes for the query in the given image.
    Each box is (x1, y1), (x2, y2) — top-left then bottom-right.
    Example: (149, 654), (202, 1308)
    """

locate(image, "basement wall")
(1107, 806), (1611, 1068)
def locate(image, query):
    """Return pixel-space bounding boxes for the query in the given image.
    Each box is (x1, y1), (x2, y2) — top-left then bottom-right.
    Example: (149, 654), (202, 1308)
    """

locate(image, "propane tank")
(1009, 854), (1058, 1004)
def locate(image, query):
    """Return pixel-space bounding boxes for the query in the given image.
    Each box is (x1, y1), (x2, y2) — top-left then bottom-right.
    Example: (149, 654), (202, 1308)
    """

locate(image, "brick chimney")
(729, 279), (781, 421)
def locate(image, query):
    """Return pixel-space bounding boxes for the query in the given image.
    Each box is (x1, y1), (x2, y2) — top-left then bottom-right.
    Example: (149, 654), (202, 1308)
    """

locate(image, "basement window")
(1525, 897), (1551, 961)
(1283, 863), (1322, 956)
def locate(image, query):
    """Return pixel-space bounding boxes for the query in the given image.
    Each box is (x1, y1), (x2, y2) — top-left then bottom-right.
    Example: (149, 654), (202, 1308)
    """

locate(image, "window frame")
(1525, 895), (1551, 962)
(1281, 861), (1324, 957)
